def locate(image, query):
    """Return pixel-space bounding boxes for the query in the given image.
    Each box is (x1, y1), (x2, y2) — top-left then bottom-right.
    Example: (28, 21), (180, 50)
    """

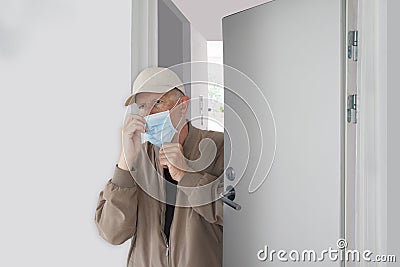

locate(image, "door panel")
(158, 0), (191, 112)
(223, 0), (344, 266)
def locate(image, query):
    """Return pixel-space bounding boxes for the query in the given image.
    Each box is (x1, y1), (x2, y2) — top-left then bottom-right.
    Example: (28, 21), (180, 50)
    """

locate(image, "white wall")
(190, 25), (209, 129)
(0, 1), (132, 266)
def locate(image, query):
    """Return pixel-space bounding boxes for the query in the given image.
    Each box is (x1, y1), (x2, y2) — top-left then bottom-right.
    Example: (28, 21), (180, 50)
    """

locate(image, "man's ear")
(180, 96), (190, 112)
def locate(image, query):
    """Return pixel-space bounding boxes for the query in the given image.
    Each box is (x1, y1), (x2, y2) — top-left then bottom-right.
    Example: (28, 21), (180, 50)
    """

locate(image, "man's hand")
(118, 114), (146, 171)
(159, 142), (188, 182)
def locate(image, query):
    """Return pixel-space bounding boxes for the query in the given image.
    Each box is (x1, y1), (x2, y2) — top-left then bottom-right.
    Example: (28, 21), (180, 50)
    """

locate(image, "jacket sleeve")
(94, 164), (138, 245)
(177, 140), (224, 226)
(178, 172), (224, 226)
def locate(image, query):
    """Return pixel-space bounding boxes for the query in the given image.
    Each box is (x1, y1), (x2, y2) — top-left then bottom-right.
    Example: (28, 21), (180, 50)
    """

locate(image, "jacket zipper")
(166, 243), (170, 267)
(160, 167), (169, 267)
(161, 202), (171, 267)
(161, 170), (176, 267)
(167, 208), (175, 267)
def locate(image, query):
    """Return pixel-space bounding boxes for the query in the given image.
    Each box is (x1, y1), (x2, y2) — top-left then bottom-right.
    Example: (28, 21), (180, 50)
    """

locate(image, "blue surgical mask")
(141, 99), (182, 147)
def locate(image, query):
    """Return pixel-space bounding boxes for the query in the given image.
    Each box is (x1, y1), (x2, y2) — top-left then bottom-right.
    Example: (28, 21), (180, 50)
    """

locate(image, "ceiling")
(171, 0), (270, 41)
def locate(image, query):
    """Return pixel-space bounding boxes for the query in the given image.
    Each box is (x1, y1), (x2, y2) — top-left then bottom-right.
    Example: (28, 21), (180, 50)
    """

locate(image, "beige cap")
(124, 67), (185, 106)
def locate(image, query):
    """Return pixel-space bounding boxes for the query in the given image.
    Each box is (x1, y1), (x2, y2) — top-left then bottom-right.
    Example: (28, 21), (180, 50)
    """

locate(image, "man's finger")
(129, 114), (146, 124)
(160, 152), (179, 161)
(162, 148), (181, 154)
(160, 150), (182, 160)
(161, 145), (182, 153)
(171, 132), (179, 143)
(124, 114), (146, 125)
(161, 142), (181, 148)
(159, 157), (169, 168)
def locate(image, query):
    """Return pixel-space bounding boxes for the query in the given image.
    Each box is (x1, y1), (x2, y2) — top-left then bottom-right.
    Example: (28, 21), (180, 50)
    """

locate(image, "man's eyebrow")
(158, 95), (170, 101)
(137, 97), (160, 104)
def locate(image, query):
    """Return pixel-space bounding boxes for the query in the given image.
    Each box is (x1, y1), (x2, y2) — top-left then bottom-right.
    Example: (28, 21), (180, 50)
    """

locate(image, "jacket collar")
(182, 121), (200, 154)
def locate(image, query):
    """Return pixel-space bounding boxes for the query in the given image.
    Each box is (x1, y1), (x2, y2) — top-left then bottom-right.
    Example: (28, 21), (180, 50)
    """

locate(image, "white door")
(222, 0), (345, 266)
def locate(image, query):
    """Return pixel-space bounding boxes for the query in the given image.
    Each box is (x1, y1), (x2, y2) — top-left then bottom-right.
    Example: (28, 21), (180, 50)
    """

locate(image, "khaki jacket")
(95, 122), (224, 267)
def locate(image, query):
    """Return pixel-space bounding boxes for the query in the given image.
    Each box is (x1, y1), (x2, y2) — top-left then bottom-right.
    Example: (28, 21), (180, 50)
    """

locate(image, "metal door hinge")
(348, 31), (358, 61)
(347, 94), (357, 124)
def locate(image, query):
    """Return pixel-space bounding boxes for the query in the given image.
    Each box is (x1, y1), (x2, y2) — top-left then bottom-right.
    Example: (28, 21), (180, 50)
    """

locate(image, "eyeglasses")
(136, 97), (180, 115)
(137, 98), (166, 111)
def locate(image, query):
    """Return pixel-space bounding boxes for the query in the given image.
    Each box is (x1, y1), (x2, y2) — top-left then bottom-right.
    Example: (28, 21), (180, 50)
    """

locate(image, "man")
(95, 67), (224, 267)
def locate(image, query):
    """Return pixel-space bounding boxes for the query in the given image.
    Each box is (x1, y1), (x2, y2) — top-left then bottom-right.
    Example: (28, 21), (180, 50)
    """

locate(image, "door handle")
(220, 186), (242, 211)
